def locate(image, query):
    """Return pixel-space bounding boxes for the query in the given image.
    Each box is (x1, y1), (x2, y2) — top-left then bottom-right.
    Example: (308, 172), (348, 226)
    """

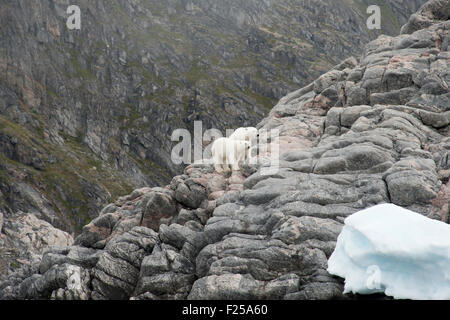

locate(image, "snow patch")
(327, 203), (450, 300)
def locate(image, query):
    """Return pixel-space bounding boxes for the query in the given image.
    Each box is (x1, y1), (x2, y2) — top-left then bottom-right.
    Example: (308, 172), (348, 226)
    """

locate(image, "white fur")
(211, 137), (251, 173)
(229, 127), (258, 143)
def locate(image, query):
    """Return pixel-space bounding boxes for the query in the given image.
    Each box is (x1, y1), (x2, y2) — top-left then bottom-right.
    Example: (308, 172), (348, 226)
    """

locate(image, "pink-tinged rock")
(228, 173), (245, 185)
(278, 136), (313, 152)
(191, 177), (210, 188)
(209, 191), (226, 201)
(228, 184), (244, 192)
(430, 180), (450, 223)
(206, 175), (227, 194)
(204, 201), (217, 214)
(302, 95), (334, 116)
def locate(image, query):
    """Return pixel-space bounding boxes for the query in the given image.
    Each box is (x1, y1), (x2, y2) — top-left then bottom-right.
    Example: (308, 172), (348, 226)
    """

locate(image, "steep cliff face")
(0, 0), (426, 233)
(0, 0), (448, 300)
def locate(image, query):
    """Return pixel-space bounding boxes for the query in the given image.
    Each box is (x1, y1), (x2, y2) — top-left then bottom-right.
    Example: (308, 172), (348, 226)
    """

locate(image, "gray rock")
(20, 264), (90, 300)
(173, 179), (208, 209)
(141, 190), (178, 230)
(272, 216), (343, 244)
(370, 87), (418, 105)
(39, 246), (100, 274)
(188, 274), (264, 300)
(340, 105), (372, 127)
(4, 1), (448, 302)
(135, 273), (196, 298)
(384, 159), (440, 206)
(418, 110), (450, 128)
(346, 86), (369, 106)
(314, 70), (347, 94)
(401, 0), (450, 34)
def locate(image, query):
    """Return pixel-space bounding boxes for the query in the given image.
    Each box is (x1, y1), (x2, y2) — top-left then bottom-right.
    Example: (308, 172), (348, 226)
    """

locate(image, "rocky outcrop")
(0, 212), (73, 289)
(1, 0), (448, 300)
(401, 0), (450, 34)
(0, 0), (426, 234)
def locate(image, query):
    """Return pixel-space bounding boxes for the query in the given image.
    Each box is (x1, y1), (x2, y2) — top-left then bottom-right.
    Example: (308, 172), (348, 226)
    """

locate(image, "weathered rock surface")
(0, 0), (426, 235)
(0, 212), (73, 298)
(401, 0), (450, 34)
(1, 0), (448, 300)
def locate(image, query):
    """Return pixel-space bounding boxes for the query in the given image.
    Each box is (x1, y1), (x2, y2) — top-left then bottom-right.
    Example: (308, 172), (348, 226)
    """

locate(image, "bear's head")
(243, 141), (251, 160)
(244, 127), (259, 142)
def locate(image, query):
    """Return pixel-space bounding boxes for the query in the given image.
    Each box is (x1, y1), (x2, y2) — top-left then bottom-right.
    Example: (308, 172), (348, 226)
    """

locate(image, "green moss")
(131, 155), (172, 181)
(45, 88), (59, 98)
(118, 103), (142, 129)
(242, 89), (275, 113)
(92, 41), (108, 56)
(135, 25), (189, 50)
(185, 62), (209, 84)
(0, 115), (43, 149)
(67, 49), (96, 80)
(10, 262), (19, 270)
(0, 114), (135, 233)
(226, 55), (256, 69)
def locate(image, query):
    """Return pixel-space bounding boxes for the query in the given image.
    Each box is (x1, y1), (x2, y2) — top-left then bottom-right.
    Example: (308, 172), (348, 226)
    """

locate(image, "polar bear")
(229, 127), (259, 143)
(211, 137), (251, 173)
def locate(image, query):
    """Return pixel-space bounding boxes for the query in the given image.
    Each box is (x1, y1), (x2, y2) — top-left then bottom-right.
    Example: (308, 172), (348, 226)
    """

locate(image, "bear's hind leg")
(222, 162), (231, 173)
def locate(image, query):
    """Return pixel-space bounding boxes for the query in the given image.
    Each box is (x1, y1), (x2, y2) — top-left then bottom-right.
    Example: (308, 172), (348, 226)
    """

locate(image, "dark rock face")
(1, 0), (448, 300)
(0, 0), (426, 234)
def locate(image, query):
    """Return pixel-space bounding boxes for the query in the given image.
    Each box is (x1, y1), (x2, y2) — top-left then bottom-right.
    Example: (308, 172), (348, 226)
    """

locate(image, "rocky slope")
(1, 0), (448, 299)
(0, 211), (73, 283)
(0, 0), (426, 234)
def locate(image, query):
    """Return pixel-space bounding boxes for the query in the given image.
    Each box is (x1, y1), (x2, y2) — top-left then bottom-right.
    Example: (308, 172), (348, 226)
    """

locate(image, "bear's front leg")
(230, 160), (240, 172)
(214, 164), (224, 173)
(221, 162), (230, 173)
